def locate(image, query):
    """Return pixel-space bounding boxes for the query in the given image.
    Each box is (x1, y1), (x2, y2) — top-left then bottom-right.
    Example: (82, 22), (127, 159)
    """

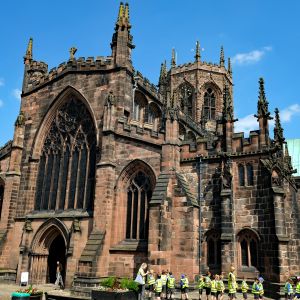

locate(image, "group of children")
(146, 268), (300, 300)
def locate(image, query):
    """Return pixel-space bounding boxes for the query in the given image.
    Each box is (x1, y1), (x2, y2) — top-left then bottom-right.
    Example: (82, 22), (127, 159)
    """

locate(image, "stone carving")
(15, 111), (25, 127)
(105, 91), (116, 107)
(23, 218), (33, 232)
(69, 47), (77, 60)
(221, 159), (232, 190)
(72, 218), (81, 232)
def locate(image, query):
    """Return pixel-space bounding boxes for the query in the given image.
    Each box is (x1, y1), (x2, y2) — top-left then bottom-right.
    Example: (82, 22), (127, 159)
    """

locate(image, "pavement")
(0, 283), (276, 300)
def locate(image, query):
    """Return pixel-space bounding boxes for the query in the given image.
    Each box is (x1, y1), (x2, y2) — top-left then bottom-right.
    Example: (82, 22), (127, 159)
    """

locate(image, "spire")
(274, 108), (285, 145)
(228, 57), (232, 76)
(255, 78), (272, 120)
(195, 41), (201, 62)
(158, 60), (167, 87)
(220, 46), (225, 67)
(115, 2), (131, 30)
(171, 48), (176, 67)
(24, 37), (33, 64)
(222, 83), (234, 122)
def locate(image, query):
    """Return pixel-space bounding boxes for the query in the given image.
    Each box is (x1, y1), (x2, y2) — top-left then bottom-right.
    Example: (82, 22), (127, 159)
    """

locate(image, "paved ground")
(0, 283), (275, 300)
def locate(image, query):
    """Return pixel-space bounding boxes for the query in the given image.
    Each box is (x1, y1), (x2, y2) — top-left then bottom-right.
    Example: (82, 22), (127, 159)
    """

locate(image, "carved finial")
(105, 91), (116, 107)
(24, 37), (33, 64)
(228, 57), (232, 75)
(158, 60), (167, 87)
(15, 111), (25, 127)
(274, 108), (285, 145)
(195, 41), (201, 62)
(69, 47), (77, 60)
(171, 48), (176, 67)
(124, 3), (131, 29)
(115, 2), (131, 30)
(220, 46), (225, 67)
(222, 84), (234, 122)
(255, 77), (272, 120)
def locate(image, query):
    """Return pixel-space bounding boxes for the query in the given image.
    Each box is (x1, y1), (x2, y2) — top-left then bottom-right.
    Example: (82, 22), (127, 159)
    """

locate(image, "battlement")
(0, 141), (12, 160)
(134, 71), (159, 99)
(25, 56), (115, 93)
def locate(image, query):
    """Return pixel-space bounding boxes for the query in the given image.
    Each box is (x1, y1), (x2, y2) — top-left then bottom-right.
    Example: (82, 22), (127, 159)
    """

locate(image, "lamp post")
(196, 155), (203, 275)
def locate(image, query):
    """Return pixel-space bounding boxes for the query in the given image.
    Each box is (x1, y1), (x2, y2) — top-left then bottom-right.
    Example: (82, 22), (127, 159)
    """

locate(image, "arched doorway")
(47, 235), (66, 283)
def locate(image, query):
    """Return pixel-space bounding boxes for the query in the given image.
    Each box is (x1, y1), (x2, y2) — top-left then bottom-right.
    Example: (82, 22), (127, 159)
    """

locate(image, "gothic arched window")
(0, 182), (4, 220)
(126, 171), (152, 240)
(178, 83), (194, 118)
(246, 164), (254, 186)
(204, 88), (216, 120)
(35, 98), (96, 211)
(206, 231), (221, 267)
(146, 103), (161, 131)
(238, 230), (259, 268)
(133, 92), (147, 122)
(238, 164), (245, 186)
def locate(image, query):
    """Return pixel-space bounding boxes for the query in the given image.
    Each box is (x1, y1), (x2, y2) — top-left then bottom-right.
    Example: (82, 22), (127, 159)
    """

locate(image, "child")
(198, 275), (204, 300)
(258, 277), (264, 299)
(217, 273), (225, 300)
(204, 271), (212, 300)
(167, 271), (175, 300)
(161, 270), (168, 300)
(295, 277), (300, 299)
(241, 276), (249, 300)
(155, 273), (163, 300)
(180, 274), (189, 300)
(284, 278), (294, 300)
(147, 269), (156, 300)
(252, 278), (261, 300)
(210, 274), (217, 300)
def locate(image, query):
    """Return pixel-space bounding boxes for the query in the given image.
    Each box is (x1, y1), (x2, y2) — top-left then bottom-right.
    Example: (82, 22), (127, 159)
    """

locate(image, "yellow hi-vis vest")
(296, 282), (300, 294)
(211, 280), (217, 293)
(147, 274), (155, 285)
(258, 283), (264, 295)
(217, 280), (225, 292)
(252, 283), (260, 295)
(204, 276), (211, 288)
(155, 279), (163, 293)
(161, 274), (167, 286)
(241, 280), (249, 293)
(284, 282), (294, 295)
(198, 279), (204, 290)
(228, 272), (237, 293)
(181, 278), (189, 288)
(168, 277), (175, 289)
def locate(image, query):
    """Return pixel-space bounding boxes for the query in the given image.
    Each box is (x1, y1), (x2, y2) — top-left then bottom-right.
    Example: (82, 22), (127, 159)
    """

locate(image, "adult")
(137, 262), (149, 300)
(55, 261), (64, 289)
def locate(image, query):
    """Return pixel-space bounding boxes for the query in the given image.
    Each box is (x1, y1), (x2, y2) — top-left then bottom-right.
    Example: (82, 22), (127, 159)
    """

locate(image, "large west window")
(35, 99), (96, 211)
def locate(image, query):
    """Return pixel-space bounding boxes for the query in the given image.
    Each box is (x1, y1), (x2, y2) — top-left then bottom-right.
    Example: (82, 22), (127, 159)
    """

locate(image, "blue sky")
(1, 0), (300, 146)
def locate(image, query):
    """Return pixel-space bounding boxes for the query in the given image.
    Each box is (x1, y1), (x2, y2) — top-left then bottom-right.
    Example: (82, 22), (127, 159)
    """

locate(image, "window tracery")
(203, 88), (216, 120)
(238, 230), (258, 268)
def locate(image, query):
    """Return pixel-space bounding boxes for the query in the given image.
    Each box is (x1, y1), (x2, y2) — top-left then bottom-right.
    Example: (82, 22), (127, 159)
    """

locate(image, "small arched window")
(238, 164), (245, 186)
(146, 103), (161, 131)
(206, 231), (221, 267)
(246, 164), (254, 186)
(204, 88), (216, 120)
(133, 92), (147, 122)
(0, 182), (4, 220)
(126, 171), (153, 240)
(238, 229), (259, 268)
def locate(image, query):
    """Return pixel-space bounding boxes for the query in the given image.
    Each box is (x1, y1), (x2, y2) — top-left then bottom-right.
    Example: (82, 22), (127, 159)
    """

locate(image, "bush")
(120, 278), (139, 292)
(100, 277), (117, 289)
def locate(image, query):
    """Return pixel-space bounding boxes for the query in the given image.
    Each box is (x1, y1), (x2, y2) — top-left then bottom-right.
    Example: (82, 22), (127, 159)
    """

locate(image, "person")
(252, 278), (261, 300)
(216, 273), (225, 300)
(210, 275), (217, 300)
(147, 269), (156, 300)
(198, 275), (204, 300)
(137, 262), (149, 300)
(180, 274), (189, 300)
(295, 277), (300, 299)
(161, 270), (168, 300)
(167, 271), (175, 299)
(155, 273), (163, 300)
(241, 276), (249, 300)
(228, 266), (237, 300)
(284, 278), (294, 300)
(55, 261), (64, 289)
(204, 271), (212, 300)
(258, 278), (264, 299)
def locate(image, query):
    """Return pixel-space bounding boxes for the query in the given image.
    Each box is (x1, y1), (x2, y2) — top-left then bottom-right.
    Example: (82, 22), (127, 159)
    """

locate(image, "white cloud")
(232, 46), (272, 65)
(280, 104), (300, 122)
(12, 88), (21, 101)
(235, 114), (258, 133)
(0, 78), (4, 87)
(235, 103), (300, 134)
(0, 99), (3, 108)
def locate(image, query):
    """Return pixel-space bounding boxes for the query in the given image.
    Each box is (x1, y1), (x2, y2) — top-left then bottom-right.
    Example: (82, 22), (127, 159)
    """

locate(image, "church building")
(0, 3), (299, 298)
